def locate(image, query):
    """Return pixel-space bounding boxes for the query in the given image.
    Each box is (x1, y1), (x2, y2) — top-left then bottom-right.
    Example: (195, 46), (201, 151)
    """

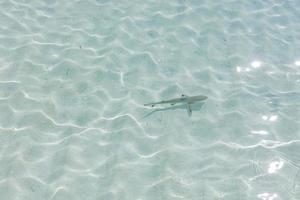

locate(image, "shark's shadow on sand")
(142, 102), (205, 119)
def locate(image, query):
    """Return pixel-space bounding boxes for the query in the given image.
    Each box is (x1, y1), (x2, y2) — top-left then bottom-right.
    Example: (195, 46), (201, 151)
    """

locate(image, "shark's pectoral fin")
(186, 103), (192, 117)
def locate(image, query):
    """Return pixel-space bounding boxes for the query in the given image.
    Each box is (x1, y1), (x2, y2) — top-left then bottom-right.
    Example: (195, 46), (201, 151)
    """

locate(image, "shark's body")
(144, 94), (208, 116)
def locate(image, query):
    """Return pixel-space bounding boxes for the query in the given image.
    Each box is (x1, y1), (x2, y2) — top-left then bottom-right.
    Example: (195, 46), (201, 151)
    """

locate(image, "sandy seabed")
(0, 0), (300, 199)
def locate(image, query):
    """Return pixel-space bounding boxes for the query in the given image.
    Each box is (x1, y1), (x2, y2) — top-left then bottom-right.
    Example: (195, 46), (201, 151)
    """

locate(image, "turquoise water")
(0, 0), (300, 199)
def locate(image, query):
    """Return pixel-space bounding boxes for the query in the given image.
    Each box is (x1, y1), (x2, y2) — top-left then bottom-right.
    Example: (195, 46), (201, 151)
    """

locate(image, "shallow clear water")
(0, 0), (300, 199)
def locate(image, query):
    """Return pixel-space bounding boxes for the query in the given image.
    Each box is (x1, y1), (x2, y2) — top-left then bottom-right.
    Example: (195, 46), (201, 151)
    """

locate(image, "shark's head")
(188, 95), (208, 102)
(181, 94), (208, 102)
(195, 95), (208, 101)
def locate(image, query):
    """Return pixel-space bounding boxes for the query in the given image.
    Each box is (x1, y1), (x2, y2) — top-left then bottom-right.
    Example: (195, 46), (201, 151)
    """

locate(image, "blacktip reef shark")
(144, 94), (208, 117)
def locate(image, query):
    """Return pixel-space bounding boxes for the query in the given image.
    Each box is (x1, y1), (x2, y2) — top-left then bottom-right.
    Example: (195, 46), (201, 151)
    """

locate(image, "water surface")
(0, 0), (300, 199)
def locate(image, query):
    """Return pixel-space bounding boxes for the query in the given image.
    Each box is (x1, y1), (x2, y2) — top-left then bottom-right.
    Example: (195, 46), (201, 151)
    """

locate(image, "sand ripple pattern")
(0, 0), (300, 199)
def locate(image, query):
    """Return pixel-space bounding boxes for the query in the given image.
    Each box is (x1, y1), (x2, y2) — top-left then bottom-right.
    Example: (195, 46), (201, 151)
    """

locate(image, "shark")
(144, 94), (208, 116)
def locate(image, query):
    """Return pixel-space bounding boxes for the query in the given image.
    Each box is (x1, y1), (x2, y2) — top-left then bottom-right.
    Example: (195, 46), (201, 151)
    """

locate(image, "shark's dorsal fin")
(181, 94), (189, 97)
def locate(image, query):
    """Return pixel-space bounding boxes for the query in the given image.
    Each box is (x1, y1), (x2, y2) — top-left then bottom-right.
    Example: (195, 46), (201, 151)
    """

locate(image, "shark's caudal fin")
(186, 103), (192, 117)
